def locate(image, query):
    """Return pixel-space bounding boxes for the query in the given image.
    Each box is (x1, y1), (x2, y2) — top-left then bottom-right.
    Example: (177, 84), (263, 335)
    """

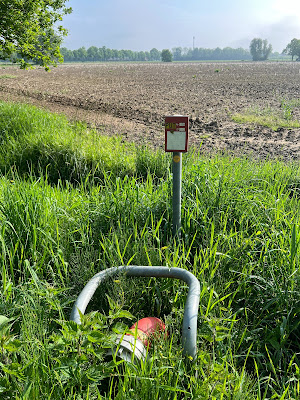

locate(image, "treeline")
(172, 47), (252, 61)
(0, 44), (290, 65)
(60, 46), (161, 62)
(60, 45), (255, 62)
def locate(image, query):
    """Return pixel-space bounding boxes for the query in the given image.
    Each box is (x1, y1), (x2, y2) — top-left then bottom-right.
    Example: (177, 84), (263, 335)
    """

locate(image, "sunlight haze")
(62, 0), (300, 52)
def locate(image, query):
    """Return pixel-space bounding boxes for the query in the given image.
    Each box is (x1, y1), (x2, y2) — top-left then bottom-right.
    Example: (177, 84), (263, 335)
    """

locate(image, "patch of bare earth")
(0, 62), (300, 160)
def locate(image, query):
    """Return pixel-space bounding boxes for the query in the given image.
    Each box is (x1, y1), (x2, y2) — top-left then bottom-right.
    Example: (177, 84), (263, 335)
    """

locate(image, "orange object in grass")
(129, 317), (166, 347)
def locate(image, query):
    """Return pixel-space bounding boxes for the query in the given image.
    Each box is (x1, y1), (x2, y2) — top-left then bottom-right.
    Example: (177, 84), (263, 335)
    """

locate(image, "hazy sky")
(62, 0), (300, 52)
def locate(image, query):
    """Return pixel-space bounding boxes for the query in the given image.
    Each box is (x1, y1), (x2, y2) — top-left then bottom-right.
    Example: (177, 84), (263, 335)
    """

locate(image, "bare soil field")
(1, 62), (300, 160)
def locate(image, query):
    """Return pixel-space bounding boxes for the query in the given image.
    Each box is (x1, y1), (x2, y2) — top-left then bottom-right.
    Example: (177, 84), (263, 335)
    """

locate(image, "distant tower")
(193, 36), (195, 50)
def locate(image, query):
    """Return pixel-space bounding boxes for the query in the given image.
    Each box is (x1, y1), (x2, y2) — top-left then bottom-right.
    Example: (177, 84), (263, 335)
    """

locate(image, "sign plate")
(165, 115), (189, 152)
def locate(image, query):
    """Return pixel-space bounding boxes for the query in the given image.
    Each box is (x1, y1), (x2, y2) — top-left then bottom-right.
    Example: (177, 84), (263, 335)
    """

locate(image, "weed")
(233, 98), (300, 130)
(281, 99), (293, 121)
(232, 105), (300, 130)
(0, 74), (17, 79)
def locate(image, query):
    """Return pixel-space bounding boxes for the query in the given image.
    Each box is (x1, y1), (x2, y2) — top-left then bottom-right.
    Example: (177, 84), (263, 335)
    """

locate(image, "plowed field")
(1, 62), (300, 160)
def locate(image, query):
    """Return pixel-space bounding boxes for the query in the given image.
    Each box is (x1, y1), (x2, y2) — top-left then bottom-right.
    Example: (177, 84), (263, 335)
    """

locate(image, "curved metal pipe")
(70, 266), (200, 360)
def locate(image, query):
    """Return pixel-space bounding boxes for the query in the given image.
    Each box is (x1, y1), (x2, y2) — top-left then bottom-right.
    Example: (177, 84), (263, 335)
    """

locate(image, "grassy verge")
(0, 101), (299, 399)
(0, 101), (169, 183)
(232, 99), (300, 130)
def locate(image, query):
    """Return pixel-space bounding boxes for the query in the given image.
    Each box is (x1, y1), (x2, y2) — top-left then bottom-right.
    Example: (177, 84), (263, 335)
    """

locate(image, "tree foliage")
(282, 38), (300, 61)
(150, 48), (161, 61)
(0, 0), (72, 69)
(59, 44), (287, 64)
(161, 49), (173, 62)
(61, 46), (254, 63)
(172, 46), (252, 61)
(60, 46), (162, 62)
(250, 38), (272, 61)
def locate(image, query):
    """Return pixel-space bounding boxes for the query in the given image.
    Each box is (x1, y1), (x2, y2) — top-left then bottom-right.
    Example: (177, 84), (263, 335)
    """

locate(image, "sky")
(61, 0), (300, 53)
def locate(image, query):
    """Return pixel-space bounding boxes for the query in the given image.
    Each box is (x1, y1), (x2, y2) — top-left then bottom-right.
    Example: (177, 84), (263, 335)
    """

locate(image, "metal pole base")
(172, 152), (182, 238)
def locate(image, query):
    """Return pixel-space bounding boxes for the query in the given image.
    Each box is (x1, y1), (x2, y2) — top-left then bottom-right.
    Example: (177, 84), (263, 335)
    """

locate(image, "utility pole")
(193, 36), (195, 50)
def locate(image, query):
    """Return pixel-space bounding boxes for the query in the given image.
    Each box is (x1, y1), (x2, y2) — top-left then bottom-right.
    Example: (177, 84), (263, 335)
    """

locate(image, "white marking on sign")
(166, 131), (186, 151)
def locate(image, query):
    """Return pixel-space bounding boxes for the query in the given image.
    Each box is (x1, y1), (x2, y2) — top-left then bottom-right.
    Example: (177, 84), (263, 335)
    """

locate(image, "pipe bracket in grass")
(70, 265), (200, 361)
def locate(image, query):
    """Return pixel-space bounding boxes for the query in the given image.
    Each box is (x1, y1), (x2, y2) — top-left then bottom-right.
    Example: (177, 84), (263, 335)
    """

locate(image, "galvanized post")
(165, 115), (188, 240)
(172, 151), (182, 238)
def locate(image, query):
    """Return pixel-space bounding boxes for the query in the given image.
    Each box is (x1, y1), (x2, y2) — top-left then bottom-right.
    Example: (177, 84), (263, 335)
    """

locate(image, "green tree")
(87, 46), (99, 61)
(161, 49), (173, 62)
(60, 47), (73, 62)
(282, 38), (300, 61)
(150, 48), (160, 61)
(32, 30), (62, 66)
(172, 47), (182, 61)
(250, 38), (272, 61)
(0, 0), (72, 69)
(112, 49), (120, 60)
(137, 51), (146, 61)
(77, 46), (87, 62)
(212, 47), (222, 60)
(104, 48), (112, 61)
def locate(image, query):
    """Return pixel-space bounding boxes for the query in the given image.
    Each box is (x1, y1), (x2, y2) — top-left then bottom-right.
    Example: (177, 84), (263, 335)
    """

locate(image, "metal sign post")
(165, 115), (189, 239)
(172, 151), (182, 237)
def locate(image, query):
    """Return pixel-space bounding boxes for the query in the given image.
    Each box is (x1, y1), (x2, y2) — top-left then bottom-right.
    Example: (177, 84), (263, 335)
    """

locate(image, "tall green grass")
(0, 101), (170, 183)
(0, 101), (299, 398)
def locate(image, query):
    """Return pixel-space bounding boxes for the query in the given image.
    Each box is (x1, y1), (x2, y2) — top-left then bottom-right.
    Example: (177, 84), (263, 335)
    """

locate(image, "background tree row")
(61, 46), (253, 62)
(172, 46), (252, 61)
(60, 46), (161, 62)
(59, 44), (293, 63)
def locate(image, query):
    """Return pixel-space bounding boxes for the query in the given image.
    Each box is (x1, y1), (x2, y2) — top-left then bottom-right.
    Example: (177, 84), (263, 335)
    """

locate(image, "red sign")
(165, 115), (189, 152)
